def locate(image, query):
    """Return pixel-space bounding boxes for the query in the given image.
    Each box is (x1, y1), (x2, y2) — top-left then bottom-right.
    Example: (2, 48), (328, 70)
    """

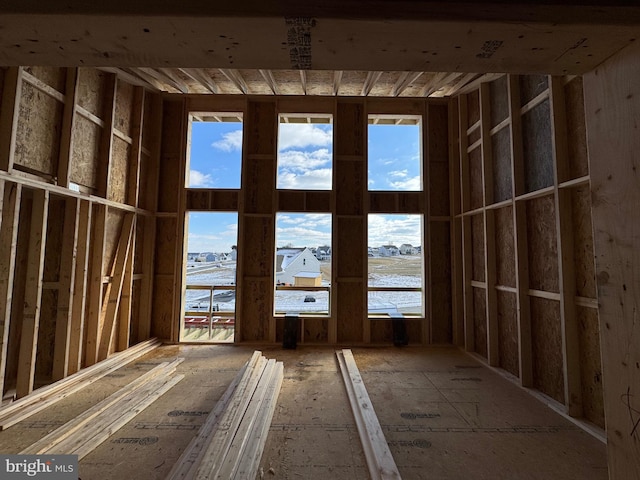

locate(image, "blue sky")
(186, 117), (423, 252)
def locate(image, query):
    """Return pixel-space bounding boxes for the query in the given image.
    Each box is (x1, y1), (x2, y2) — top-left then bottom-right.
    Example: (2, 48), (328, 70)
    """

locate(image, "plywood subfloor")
(0, 345), (607, 479)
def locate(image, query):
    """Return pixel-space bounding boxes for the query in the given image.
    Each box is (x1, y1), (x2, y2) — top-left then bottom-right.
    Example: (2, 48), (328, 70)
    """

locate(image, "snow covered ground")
(183, 257), (423, 317)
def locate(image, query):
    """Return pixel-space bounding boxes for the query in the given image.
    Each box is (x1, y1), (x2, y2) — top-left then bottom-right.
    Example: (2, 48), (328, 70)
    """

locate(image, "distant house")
(379, 245), (399, 256)
(275, 247), (321, 285)
(196, 252), (217, 262)
(400, 244), (419, 255)
(315, 245), (331, 260)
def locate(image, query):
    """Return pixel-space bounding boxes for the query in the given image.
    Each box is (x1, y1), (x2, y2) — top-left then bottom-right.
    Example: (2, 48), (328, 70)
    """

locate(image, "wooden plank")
(57, 68), (79, 188)
(0, 67), (23, 172)
(233, 361), (284, 480)
(98, 213), (135, 360)
(165, 355), (256, 480)
(0, 182), (21, 395)
(68, 200), (91, 375)
(461, 216), (474, 352)
(583, 41), (640, 479)
(0, 338), (160, 429)
(16, 190), (50, 399)
(85, 204), (107, 366)
(117, 219), (136, 352)
(20, 358), (183, 454)
(337, 349), (401, 480)
(52, 198), (80, 381)
(194, 356), (268, 479)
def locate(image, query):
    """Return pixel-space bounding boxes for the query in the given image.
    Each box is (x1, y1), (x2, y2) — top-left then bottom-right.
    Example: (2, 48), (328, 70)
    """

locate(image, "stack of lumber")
(167, 351), (284, 480)
(336, 349), (402, 480)
(0, 337), (161, 430)
(20, 358), (184, 458)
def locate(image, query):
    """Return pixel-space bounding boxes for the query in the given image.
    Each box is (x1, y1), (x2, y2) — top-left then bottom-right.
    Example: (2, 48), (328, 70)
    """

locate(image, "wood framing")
(0, 67), (22, 173)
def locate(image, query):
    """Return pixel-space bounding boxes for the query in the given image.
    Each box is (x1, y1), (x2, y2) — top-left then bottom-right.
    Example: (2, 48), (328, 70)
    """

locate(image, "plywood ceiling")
(1, 1), (638, 97)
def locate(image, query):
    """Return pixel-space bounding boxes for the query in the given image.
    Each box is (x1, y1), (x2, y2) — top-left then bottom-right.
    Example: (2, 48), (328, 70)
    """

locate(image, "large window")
(368, 214), (424, 316)
(368, 115), (422, 191)
(187, 113), (243, 189)
(182, 212), (238, 342)
(277, 114), (333, 190)
(274, 213), (332, 315)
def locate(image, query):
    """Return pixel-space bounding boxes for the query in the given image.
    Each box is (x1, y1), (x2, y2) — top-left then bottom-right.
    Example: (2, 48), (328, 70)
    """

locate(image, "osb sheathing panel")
(103, 209), (125, 273)
(491, 126), (513, 203)
(114, 81), (135, 136)
(15, 82), (63, 176)
(109, 136), (130, 204)
(70, 115), (100, 189)
(158, 99), (184, 213)
(469, 147), (483, 210)
(43, 197), (65, 282)
(129, 280), (142, 343)
(530, 297), (564, 404)
(429, 161), (450, 216)
(337, 281), (364, 343)
(518, 75), (549, 107)
(277, 190), (304, 211)
(0, 68), (5, 99)
(336, 217), (363, 277)
(468, 126), (481, 146)
(336, 102), (364, 156)
(243, 157), (275, 214)
(275, 318), (301, 344)
(526, 195), (559, 293)
(303, 318), (329, 343)
(522, 100), (554, 193)
(430, 221), (452, 344)
(471, 214), (485, 283)
(154, 217), (177, 276)
(497, 290), (519, 378)
(398, 193), (422, 213)
(564, 77), (589, 179)
(35, 289), (58, 384)
(495, 205), (516, 287)
(336, 160), (364, 215)
(473, 286), (487, 359)
(577, 305), (605, 428)
(371, 320), (394, 344)
(240, 279), (270, 342)
(241, 216), (273, 277)
(23, 67), (66, 93)
(150, 276), (174, 340)
(571, 187), (597, 298)
(246, 101), (275, 155)
(77, 68), (107, 117)
(134, 217), (145, 275)
(428, 103), (449, 162)
(489, 75), (509, 128)
(466, 89), (480, 127)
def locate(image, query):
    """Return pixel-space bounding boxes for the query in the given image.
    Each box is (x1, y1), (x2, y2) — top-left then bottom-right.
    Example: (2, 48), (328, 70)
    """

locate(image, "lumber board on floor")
(0, 337), (160, 429)
(337, 349), (401, 480)
(20, 358), (183, 454)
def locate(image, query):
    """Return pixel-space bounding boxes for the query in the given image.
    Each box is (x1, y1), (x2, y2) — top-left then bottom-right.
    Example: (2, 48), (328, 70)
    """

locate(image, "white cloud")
(212, 129), (243, 151)
(277, 226), (331, 247)
(278, 149), (331, 169)
(389, 169), (408, 178)
(278, 124), (332, 150)
(389, 176), (421, 190)
(368, 214), (422, 248)
(277, 168), (332, 190)
(189, 169), (215, 187)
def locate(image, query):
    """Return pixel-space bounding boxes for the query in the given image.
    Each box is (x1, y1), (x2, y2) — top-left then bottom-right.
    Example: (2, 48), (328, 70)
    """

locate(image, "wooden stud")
(508, 75), (533, 386)
(57, 68), (79, 188)
(98, 213), (135, 360)
(85, 204), (107, 366)
(126, 87), (145, 207)
(550, 76), (583, 417)
(52, 197), (80, 381)
(0, 67), (23, 173)
(0, 182), (22, 395)
(117, 219), (136, 352)
(68, 200), (91, 375)
(16, 190), (50, 398)
(97, 73), (117, 199)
